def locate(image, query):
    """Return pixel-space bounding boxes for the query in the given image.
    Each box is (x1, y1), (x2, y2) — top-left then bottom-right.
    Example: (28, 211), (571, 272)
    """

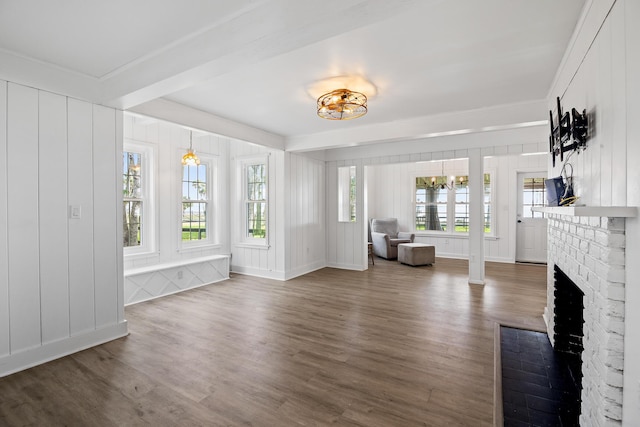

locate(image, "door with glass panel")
(516, 172), (547, 263)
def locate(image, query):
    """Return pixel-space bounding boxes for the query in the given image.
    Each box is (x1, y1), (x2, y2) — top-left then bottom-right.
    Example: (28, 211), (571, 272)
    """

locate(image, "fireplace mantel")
(532, 206), (637, 217)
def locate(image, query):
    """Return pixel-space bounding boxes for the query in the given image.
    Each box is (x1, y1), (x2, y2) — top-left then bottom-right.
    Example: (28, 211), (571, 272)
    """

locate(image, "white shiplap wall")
(230, 145), (326, 279)
(122, 115), (231, 270)
(326, 160), (367, 270)
(0, 80), (127, 377)
(284, 152), (326, 279)
(546, 1), (640, 423)
(229, 142), (284, 278)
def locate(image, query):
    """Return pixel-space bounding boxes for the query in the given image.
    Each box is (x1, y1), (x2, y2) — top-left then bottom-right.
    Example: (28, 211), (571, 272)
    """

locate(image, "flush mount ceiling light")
(181, 131), (200, 166)
(317, 88), (368, 120)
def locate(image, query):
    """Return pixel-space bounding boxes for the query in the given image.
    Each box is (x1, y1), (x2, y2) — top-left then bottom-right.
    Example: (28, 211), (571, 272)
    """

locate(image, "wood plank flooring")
(0, 258), (547, 426)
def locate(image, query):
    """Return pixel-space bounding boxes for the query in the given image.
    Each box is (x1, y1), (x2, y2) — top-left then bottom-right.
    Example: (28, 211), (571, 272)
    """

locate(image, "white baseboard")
(485, 256), (516, 264)
(230, 265), (286, 281)
(326, 262), (366, 271)
(431, 252), (516, 264)
(0, 321), (129, 378)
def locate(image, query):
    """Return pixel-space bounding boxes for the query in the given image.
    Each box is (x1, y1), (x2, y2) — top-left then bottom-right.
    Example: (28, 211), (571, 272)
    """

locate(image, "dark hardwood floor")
(0, 258), (547, 426)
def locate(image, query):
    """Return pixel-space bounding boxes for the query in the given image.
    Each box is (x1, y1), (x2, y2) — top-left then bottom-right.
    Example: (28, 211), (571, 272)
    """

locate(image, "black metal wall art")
(549, 97), (589, 167)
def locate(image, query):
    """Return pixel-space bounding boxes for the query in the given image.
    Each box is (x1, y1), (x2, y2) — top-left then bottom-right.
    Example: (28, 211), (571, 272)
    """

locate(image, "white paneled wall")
(546, 1), (640, 423)
(0, 82), (8, 358)
(39, 90), (69, 344)
(549, 4), (626, 208)
(0, 81), (127, 377)
(230, 142), (286, 278)
(284, 153), (326, 278)
(7, 83), (40, 351)
(326, 160), (366, 270)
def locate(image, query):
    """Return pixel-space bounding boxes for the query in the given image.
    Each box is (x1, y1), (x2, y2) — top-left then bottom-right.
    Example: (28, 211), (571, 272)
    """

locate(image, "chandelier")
(182, 131), (200, 166)
(317, 88), (367, 120)
(428, 161), (459, 190)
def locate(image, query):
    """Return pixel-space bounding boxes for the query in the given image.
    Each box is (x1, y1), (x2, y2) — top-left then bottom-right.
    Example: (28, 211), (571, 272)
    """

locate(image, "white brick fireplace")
(540, 207), (635, 426)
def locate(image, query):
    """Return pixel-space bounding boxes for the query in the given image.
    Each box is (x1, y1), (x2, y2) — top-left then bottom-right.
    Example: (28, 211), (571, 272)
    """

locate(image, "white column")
(468, 148), (485, 285)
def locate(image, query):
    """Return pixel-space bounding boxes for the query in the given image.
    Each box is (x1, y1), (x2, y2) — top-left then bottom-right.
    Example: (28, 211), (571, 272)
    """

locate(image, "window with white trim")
(123, 151), (142, 247)
(123, 142), (154, 254)
(338, 166), (356, 222)
(240, 157), (268, 243)
(181, 162), (209, 242)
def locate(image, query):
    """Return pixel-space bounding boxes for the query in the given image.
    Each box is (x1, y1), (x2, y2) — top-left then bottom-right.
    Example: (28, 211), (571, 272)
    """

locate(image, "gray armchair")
(370, 218), (415, 260)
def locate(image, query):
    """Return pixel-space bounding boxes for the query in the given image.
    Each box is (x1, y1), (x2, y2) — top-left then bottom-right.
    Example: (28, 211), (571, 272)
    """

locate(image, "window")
(483, 173), (492, 232)
(415, 172), (492, 234)
(123, 142), (154, 254)
(123, 151), (143, 247)
(454, 176), (469, 232)
(245, 162), (267, 239)
(522, 177), (546, 218)
(182, 163), (208, 241)
(338, 166), (356, 222)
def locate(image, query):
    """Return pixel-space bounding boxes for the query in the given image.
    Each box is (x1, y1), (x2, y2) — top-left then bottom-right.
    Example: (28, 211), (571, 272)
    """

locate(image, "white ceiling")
(0, 0), (586, 151)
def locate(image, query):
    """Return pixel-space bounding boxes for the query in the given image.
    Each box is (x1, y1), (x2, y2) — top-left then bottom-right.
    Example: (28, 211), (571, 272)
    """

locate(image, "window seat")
(124, 255), (230, 305)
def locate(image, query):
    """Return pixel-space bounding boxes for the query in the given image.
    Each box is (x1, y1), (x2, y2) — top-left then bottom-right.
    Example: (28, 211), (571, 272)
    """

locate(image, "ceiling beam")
(285, 99), (549, 152)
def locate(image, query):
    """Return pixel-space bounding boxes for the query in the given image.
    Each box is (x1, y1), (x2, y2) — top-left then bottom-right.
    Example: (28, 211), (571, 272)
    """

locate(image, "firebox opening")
(553, 264), (584, 394)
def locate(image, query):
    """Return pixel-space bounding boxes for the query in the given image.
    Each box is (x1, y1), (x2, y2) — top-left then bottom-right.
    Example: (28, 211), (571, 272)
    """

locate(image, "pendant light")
(181, 131), (200, 166)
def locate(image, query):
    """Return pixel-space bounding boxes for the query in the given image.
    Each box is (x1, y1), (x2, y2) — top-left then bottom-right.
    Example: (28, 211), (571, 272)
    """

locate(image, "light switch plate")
(70, 205), (82, 219)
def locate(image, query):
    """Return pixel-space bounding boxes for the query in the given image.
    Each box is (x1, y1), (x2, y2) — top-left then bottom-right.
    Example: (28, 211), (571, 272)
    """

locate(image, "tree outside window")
(415, 173), (492, 233)
(415, 177), (448, 231)
(123, 152), (142, 247)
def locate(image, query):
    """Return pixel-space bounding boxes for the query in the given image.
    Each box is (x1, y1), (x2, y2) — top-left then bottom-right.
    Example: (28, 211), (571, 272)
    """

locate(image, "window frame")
(338, 165), (357, 222)
(123, 140), (156, 256)
(415, 176), (449, 232)
(239, 155), (269, 247)
(178, 151), (218, 251)
(413, 168), (495, 237)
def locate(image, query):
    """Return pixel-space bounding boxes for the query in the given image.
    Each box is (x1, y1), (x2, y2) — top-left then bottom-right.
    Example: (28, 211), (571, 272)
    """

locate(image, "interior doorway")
(516, 172), (547, 263)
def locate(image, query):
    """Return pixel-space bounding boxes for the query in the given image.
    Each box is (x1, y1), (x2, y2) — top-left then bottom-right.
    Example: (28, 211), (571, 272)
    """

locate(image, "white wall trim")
(230, 265), (286, 281)
(326, 262), (366, 271)
(0, 321), (128, 378)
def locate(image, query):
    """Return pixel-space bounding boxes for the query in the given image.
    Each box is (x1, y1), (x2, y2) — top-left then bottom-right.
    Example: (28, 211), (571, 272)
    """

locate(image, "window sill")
(124, 250), (159, 260)
(414, 232), (498, 241)
(177, 243), (222, 254)
(235, 242), (270, 250)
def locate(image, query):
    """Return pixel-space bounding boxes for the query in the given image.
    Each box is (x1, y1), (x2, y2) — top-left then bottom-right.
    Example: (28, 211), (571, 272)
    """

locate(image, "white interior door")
(516, 172), (547, 263)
